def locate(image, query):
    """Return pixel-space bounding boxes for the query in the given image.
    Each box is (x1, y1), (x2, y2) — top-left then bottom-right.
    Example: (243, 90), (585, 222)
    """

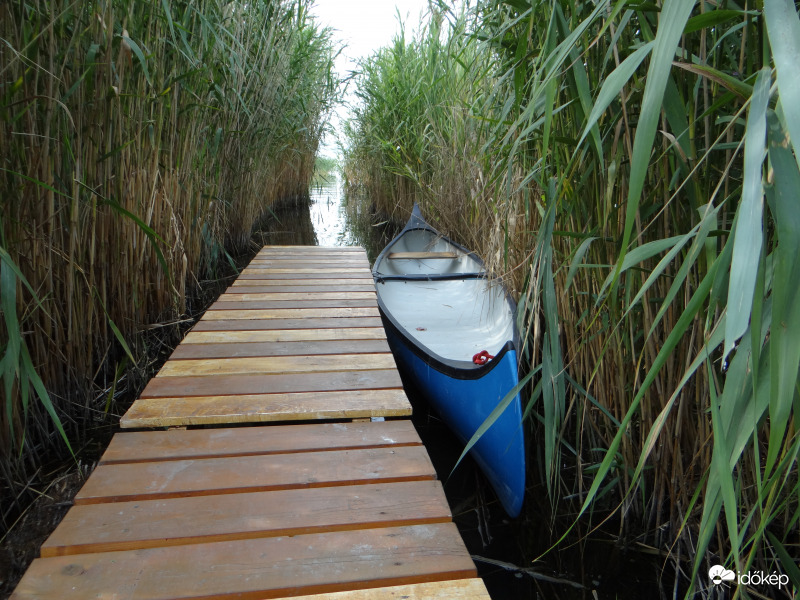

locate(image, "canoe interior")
(378, 229), (482, 277)
(377, 279), (513, 363)
(374, 225), (515, 364)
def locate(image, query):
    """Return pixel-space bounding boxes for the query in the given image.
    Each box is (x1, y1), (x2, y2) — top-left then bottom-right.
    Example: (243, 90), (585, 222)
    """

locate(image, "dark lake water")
(258, 183), (672, 600)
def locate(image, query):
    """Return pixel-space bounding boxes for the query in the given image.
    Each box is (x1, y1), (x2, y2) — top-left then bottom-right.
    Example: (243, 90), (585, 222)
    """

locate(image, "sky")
(309, 0), (432, 157)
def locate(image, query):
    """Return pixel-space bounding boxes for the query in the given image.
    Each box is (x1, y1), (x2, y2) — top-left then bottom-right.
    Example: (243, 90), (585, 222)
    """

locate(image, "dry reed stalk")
(0, 0), (337, 499)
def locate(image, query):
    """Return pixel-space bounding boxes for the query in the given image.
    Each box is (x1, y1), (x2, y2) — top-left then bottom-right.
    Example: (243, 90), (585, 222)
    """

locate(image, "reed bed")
(0, 0), (337, 517)
(344, 1), (799, 595)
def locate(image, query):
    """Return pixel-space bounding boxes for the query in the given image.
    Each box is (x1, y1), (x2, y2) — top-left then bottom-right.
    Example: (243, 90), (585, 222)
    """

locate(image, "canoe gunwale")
(374, 272), (487, 283)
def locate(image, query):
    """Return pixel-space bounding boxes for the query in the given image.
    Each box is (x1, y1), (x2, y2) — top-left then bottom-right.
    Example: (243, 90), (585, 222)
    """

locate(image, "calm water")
(309, 176), (352, 246)
(258, 182), (669, 600)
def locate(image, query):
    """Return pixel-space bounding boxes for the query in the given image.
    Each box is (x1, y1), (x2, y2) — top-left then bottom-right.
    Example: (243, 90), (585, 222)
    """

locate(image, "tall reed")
(0, 0), (337, 512)
(345, 1), (799, 595)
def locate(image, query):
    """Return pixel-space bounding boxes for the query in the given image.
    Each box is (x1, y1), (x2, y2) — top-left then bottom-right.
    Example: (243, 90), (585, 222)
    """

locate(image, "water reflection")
(309, 175), (351, 247)
(248, 174), (396, 265)
(253, 198), (316, 247)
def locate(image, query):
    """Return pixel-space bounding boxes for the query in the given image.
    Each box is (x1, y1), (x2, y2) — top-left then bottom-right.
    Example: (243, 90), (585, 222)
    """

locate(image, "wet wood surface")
(121, 389), (413, 427)
(19, 524), (474, 600)
(123, 246), (407, 425)
(11, 246), (488, 600)
(101, 420), (422, 464)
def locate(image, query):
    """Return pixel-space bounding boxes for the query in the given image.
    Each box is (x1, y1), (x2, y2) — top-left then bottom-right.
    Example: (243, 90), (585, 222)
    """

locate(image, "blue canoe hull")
(383, 318), (526, 517)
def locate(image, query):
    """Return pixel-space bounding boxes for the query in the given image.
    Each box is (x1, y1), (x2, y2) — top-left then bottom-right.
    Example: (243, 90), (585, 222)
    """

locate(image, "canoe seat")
(387, 251), (458, 260)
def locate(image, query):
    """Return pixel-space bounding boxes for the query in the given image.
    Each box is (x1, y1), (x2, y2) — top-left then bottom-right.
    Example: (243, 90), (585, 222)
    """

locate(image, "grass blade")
(723, 68), (770, 362)
(765, 0), (800, 172)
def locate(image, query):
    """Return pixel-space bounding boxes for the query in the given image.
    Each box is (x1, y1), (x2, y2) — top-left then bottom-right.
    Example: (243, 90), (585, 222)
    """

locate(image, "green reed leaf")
(612, 0), (696, 293)
(764, 109), (800, 476)
(765, 0), (800, 172)
(122, 33), (152, 88)
(578, 41), (654, 150)
(724, 68), (770, 362)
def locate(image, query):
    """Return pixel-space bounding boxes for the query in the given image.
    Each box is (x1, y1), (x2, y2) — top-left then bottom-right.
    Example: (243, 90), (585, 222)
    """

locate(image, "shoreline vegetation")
(0, 0), (337, 558)
(344, 1), (799, 597)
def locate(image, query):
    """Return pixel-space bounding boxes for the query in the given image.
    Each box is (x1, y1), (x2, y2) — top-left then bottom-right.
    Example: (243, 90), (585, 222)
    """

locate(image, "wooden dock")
(11, 246), (491, 600)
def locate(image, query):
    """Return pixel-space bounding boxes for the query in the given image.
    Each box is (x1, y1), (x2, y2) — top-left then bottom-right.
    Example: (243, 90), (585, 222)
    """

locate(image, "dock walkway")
(11, 246), (491, 600)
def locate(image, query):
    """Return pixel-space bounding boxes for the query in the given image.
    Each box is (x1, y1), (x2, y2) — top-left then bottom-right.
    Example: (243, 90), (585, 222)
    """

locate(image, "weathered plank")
(259, 245), (364, 250)
(247, 263), (370, 270)
(254, 252), (366, 257)
(201, 307), (380, 321)
(14, 524), (474, 600)
(171, 339), (391, 359)
(155, 354), (396, 378)
(192, 317), (384, 331)
(242, 268), (368, 274)
(237, 272), (373, 280)
(251, 256), (368, 263)
(209, 299), (378, 310)
(270, 579), (492, 600)
(216, 291), (376, 301)
(226, 284), (378, 294)
(103, 421), (421, 464)
(42, 481), (450, 556)
(120, 389), (411, 427)
(248, 259), (370, 267)
(180, 328), (387, 344)
(245, 265), (371, 272)
(140, 369), (403, 398)
(231, 278), (375, 287)
(74, 446), (436, 504)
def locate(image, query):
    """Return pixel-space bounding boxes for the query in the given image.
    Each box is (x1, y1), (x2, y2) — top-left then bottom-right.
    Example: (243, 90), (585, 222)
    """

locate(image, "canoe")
(372, 205), (525, 517)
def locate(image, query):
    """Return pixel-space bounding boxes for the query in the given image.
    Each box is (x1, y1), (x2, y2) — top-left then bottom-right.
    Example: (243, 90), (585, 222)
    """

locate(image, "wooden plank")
(259, 245), (365, 250)
(255, 247), (364, 251)
(14, 524), (475, 600)
(270, 579), (492, 600)
(156, 354), (396, 377)
(103, 421), (421, 464)
(41, 481), (450, 556)
(252, 251), (366, 256)
(201, 307), (380, 320)
(242, 268), (368, 274)
(209, 299), (378, 310)
(139, 369), (403, 398)
(226, 284), (377, 293)
(170, 339), (391, 359)
(246, 264), (371, 271)
(251, 256), (368, 263)
(244, 266), (371, 274)
(250, 253), (368, 264)
(258, 246), (364, 252)
(249, 252), (369, 265)
(388, 252), (459, 260)
(121, 389), (411, 427)
(74, 445), (436, 504)
(216, 292), (376, 301)
(192, 317), (384, 331)
(231, 279), (375, 287)
(181, 328), (387, 344)
(208, 294), (378, 310)
(248, 259), (370, 266)
(236, 272), (373, 280)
